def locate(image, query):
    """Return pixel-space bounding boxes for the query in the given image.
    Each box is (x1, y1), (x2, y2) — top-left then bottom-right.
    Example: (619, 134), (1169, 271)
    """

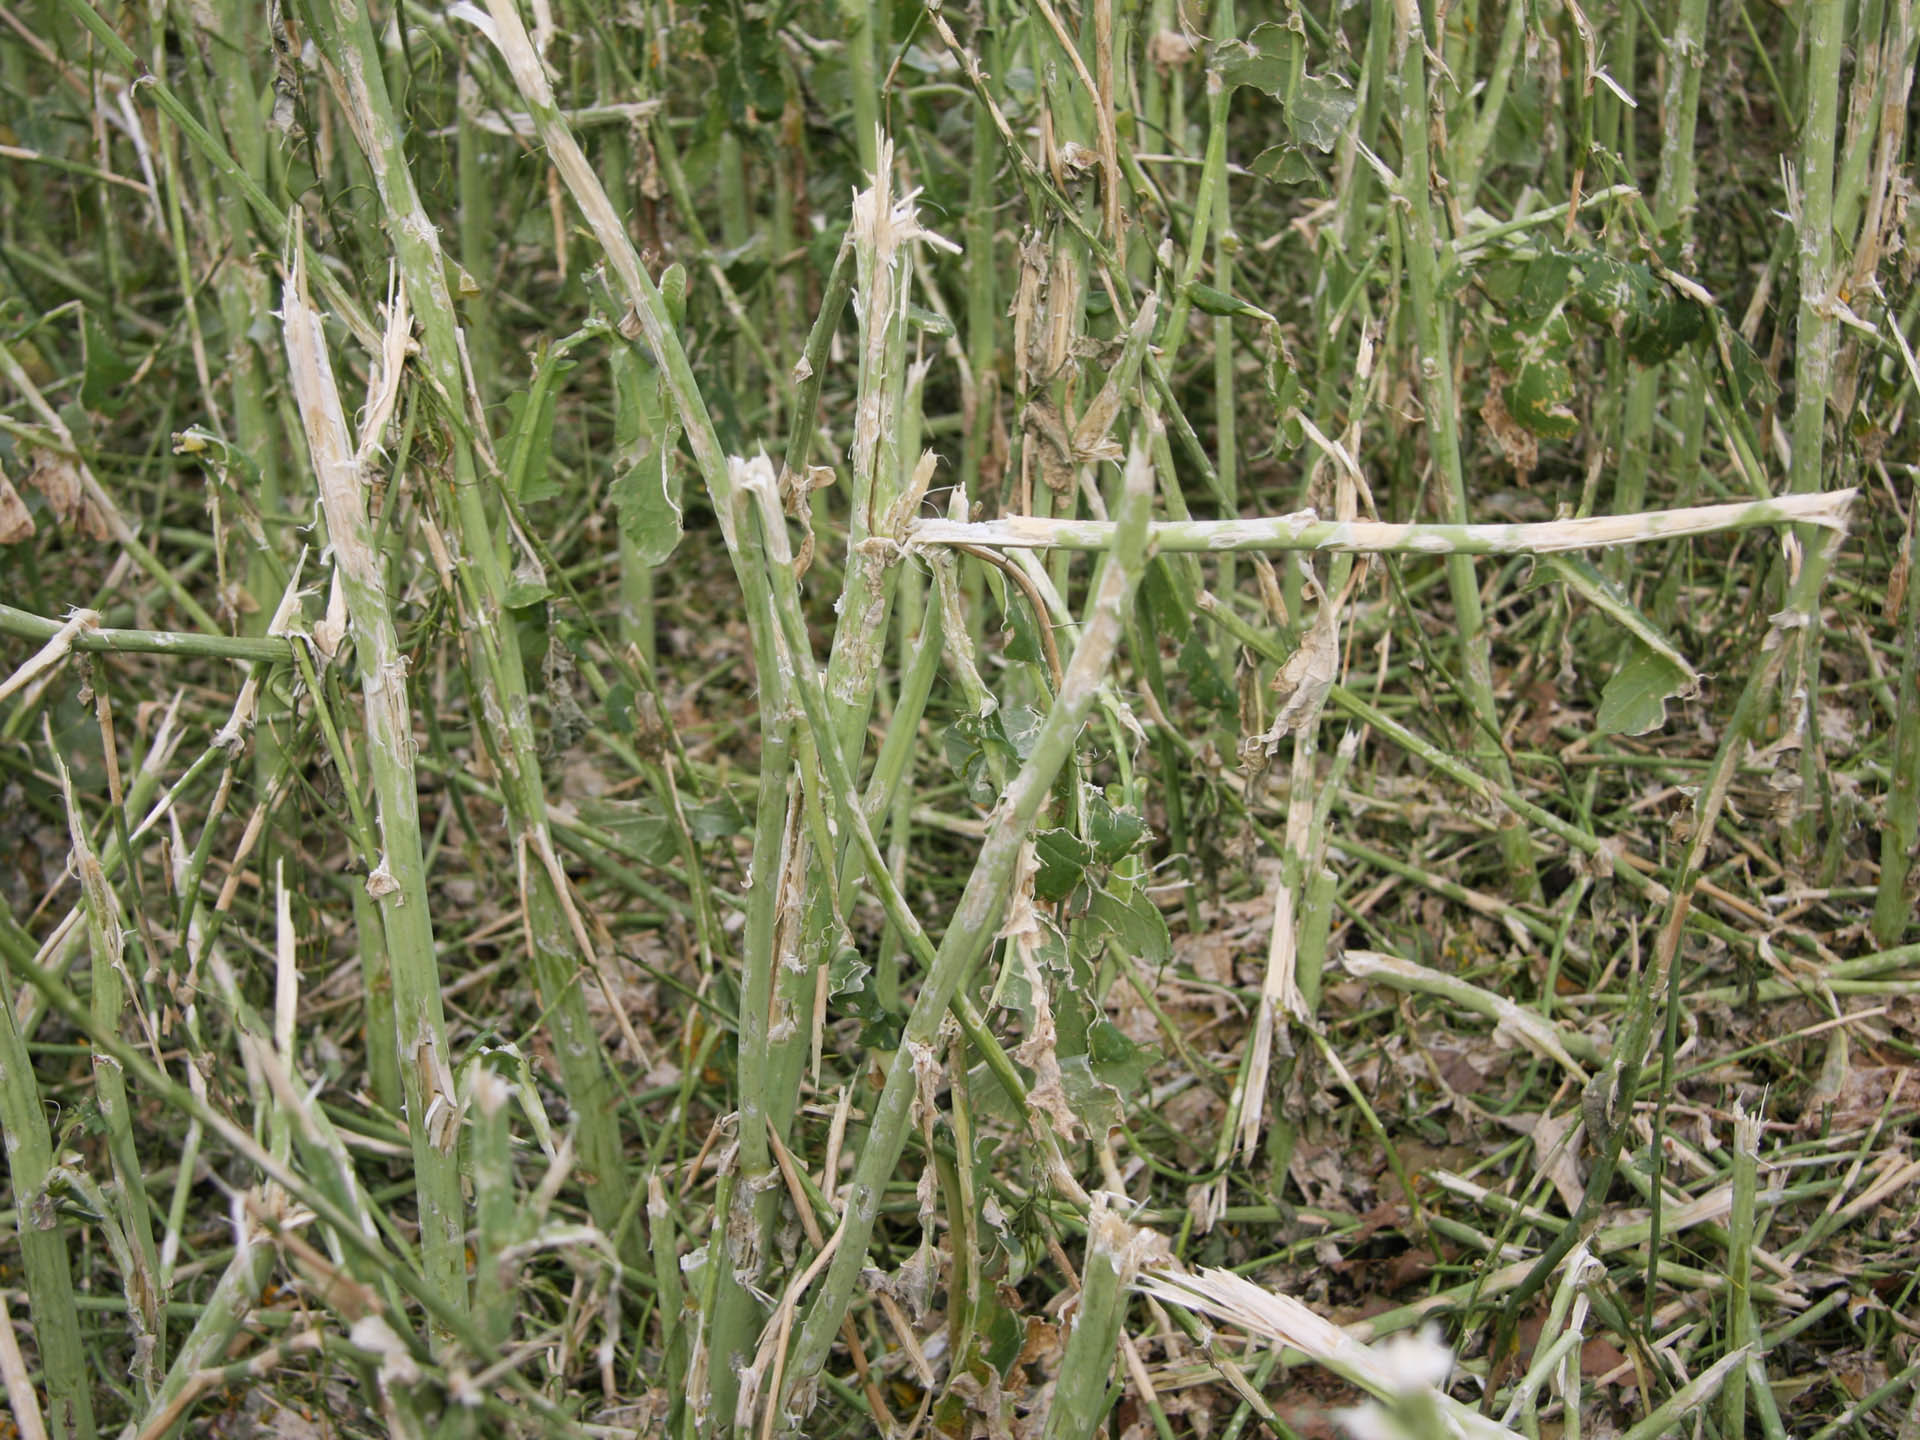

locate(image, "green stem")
(1040, 1197), (1140, 1440)
(776, 435), (1158, 1422)
(1785, 0), (1846, 859)
(0, 954), (97, 1440)
(1874, 497), (1920, 943)
(306, 0), (632, 1255)
(280, 255), (467, 1322)
(1395, 0), (1537, 895)
(0, 603), (294, 663)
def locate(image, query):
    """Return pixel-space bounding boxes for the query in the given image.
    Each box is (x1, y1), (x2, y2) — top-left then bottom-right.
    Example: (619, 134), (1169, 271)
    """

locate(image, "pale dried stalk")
(1342, 950), (1600, 1076)
(1138, 1264), (1525, 1440)
(1499, 1247), (1602, 1430)
(0, 1289), (49, 1440)
(0, 607), (96, 704)
(911, 489), (1857, 555)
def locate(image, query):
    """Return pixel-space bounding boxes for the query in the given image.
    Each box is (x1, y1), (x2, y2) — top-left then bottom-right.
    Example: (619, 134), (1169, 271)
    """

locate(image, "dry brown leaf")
(26, 448), (110, 539)
(0, 462), (33, 542)
(1255, 566), (1362, 753)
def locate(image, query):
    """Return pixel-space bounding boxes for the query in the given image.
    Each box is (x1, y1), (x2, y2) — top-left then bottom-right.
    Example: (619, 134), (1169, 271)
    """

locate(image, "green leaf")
(1538, 554), (1702, 687)
(1710, 311), (1778, 410)
(1212, 22), (1301, 97)
(613, 341), (670, 444)
(1087, 1018), (1157, 1097)
(827, 944), (872, 1000)
(575, 801), (680, 864)
(1033, 828), (1095, 903)
(1597, 642), (1695, 736)
(1502, 248), (1704, 364)
(1001, 706), (1045, 762)
(1513, 251), (1577, 320)
(1086, 879), (1173, 968)
(502, 351), (573, 503)
(80, 312), (133, 411)
(658, 263), (689, 330)
(610, 450), (684, 566)
(1003, 597), (1042, 665)
(503, 562), (551, 608)
(1215, 23), (1352, 154)
(686, 790), (748, 845)
(574, 793), (746, 864)
(945, 711), (1019, 805)
(906, 304), (955, 337)
(1180, 632), (1235, 714)
(1558, 251), (1701, 361)
(1266, 346), (1305, 450)
(1141, 560), (1195, 641)
(704, 0), (786, 121)
(1504, 356), (1579, 440)
(976, 1292), (1026, 1379)
(1187, 282), (1262, 318)
(605, 682), (637, 735)
(1487, 76), (1547, 170)
(1088, 794), (1148, 866)
(1286, 72), (1357, 151)
(609, 346), (683, 565)
(1055, 1054), (1118, 1131)
(1252, 143), (1321, 188)
(1053, 1014), (1160, 1134)
(991, 924), (1068, 1022)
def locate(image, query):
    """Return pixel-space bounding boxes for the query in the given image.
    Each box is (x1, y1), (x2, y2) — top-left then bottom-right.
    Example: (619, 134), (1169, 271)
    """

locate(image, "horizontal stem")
(0, 604), (291, 664)
(910, 491), (1856, 557)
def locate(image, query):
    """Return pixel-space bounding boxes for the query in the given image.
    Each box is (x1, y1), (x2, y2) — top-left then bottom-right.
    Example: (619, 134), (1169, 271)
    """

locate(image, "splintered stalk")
(728, 181), (946, 1419)
(1498, 1246), (1600, 1431)
(820, 141), (938, 766)
(305, 0), (630, 1254)
(281, 250), (466, 1320)
(961, 41), (1002, 505)
(700, 628), (797, 1427)
(136, 1233), (276, 1439)
(776, 438), (1158, 1423)
(713, 133), (930, 1440)
(1041, 1197), (1154, 1440)
(1210, 0), (1240, 612)
(1791, 1), (1845, 518)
